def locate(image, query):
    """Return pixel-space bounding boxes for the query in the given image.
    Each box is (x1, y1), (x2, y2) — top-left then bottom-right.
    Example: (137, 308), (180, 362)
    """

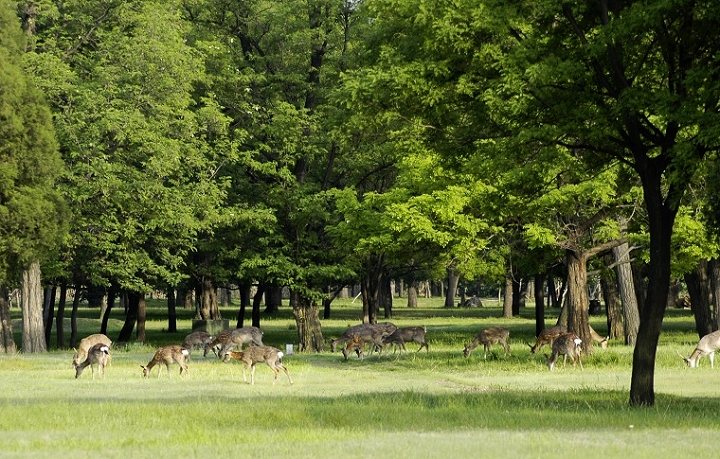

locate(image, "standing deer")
(545, 332), (583, 371)
(72, 333), (112, 368)
(74, 343), (111, 380)
(381, 326), (429, 353)
(527, 325), (567, 354)
(182, 331), (215, 358)
(341, 334), (366, 361)
(331, 322), (397, 353)
(463, 327), (510, 359)
(141, 345), (189, 378)
(223, 346), (293, 385)
(208, 327), (264, 359)
(679, 329), (720, 368)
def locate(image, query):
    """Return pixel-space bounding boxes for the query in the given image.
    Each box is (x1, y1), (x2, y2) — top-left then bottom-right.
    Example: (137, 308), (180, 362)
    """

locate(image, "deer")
(141, 345), (189, 378)
(182, 331), (215, 358)
(589, 326), (609, 349)
(463, 327), (510, 359)
(207, 326), (264, 359)
(527, 325), (567, 354)
(545, 332), (583, 371)
(331, 322), (397, 353)
(678, 329), (720, 368)
(223, 346), (293, 385)
(341, 334), (366, 361)
(381, 326), (429, 353)
(72, 333), (112, 368)
(340, 326), (394, 360)
(74, 343), (111, 380)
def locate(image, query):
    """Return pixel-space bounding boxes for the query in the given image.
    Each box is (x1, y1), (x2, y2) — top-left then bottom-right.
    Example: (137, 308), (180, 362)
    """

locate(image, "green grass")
(2, 298), (718, 458)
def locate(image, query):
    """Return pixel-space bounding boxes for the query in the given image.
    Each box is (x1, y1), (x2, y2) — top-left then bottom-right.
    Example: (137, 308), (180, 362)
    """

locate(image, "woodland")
(1, 0), (719, 408)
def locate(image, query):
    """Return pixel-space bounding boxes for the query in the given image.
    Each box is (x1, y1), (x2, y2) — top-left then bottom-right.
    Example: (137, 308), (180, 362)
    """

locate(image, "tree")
(0, 0), (66, 352)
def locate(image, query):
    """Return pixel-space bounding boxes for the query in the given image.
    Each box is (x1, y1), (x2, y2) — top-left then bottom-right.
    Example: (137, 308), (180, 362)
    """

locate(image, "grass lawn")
(1, 298), (717, 458)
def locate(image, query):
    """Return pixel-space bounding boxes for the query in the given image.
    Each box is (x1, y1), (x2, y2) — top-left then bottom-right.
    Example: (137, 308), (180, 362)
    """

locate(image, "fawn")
(545, 332), (583, 371)
(72, 333), (112, 368)
(463, 327), (510, 359)
(74, 343), (110, 379)
(141, 345), (189, 378)
(223, 346), (293, 385)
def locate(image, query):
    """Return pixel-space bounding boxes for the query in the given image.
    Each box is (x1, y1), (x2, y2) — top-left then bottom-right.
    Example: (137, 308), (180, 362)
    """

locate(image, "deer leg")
(709, 352), (715, 369)
(250, 364), (257, 385)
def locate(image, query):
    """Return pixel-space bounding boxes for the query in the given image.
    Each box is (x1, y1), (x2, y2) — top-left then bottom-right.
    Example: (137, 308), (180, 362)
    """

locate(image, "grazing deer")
(331, 322), (397, 353)
(382, 326), (429, 353)
(527, 325), (567, 354)
(141, 345), (189, 378)
(463, 327), (510, 359)
(182, 331), (215, 358)
(545, 332), (583, 371)
(589, 326), (609, 349)
(208, 327), (264, 359)
(342, 334), (366, 361)
(72, 333), (112, 368)
(75, 343), (110, 380)
(679, 329), (720, 368)
(224, 346), (293, 385)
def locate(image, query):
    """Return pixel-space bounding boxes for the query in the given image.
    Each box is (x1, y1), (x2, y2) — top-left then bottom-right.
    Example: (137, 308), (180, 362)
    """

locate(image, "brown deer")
(331, 322), (397, 353)
(341, 334), (366, 361)
(223, 346), (293, 385)
(527, 325), (567, 354)
(381, 326), (429, 353)
(74, 343), (110, 379)
(182, 331), (215, 358)
(72, 333), (112, 368)
(463, 327), (510, 359)
(545, 332), (583, 371)
(678, 329), (720, 368)
(208, 327), (264, 359)
(141, 345), (189, 378)
(589, 326), (609, 349)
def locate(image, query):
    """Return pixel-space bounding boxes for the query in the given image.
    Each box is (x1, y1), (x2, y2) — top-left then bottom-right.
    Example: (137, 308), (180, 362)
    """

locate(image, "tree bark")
(291, 291), (324, 352)
(0, 287), (17, 353)
(43, 285), (56, 348)
(264, 284), (282, 314)
(511, 276), (522, 316)
(684, 260), (713, 338)
(70, 288), (81, 348)
(407, 282), (418, 308)
(534, 273), (546, 337)
(251, 283), (265, 328)
(600, 259), (625, 340)
(710, 259), (720, 331)
(614, 243), (640, 345)
(236, 282), (251, 328)
(136, 293), (146, 343)
(444, 266), (459, 308)
(101, 285), (116, 335)
(503, 272), (513, 318)
(55, 284), (67, 348)
(21, 261), (46, 353)
(117, 292), (139, 343)
(565, 251), (592, 352)
(200, 277), (220, 320)
(167, 288), (177, 333)
(380, 274), (393, 319)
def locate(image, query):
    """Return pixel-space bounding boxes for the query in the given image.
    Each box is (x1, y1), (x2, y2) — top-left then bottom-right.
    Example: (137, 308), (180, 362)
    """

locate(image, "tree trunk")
(547, 274), (560, 308)
(167, 288), (177, 333)
(565, 251), (591, 352)
(710, 259), (720, 331)
(264, 284), (282, 314)
(101, 285), (116, 335)
(502, 273), (513, 318)
(407, 282), (418, 308)
(600, 258), (625, 340)
(117, 292), (139, 343)
(70, 288), (81, 348)
(534, 273), (545, 337)
(614, 243), (640, 345)
(236, 282), (251, 328)
(630, 176), (677, 407)
(444, 266), (459, 308)
(684, 260), (713, 338)
(251, 283), (265, 328)
(0, 287), (17, 353)
(200, 277), (220, 320)
(56, 284), (67, 348)
(21, 261), (46, 353)
(511, 277), (522, 316)
(43, 285), (56, 348)
(136, 293), (146, 343)
(380, 274), (393, 318)
(291, 292), (324, 352)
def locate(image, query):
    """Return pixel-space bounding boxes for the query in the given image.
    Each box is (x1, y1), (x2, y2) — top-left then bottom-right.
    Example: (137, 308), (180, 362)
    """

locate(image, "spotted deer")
(341, 334), (366, 361)
(331, 322), (397, 353)
(208, 327), (264, 359)
(141, 345), (189, 378)
(72, 333), (112, 368)
(74, 343), (110, 379)
(223, 346), (293, 385)
(545, 332), (583, 371)
(527, 325), (567, 354)
(463, 327), (510, 359)
(678, 329), (720, 368)
(182, 331), (215, 358)
(381, 326), (429, 353)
